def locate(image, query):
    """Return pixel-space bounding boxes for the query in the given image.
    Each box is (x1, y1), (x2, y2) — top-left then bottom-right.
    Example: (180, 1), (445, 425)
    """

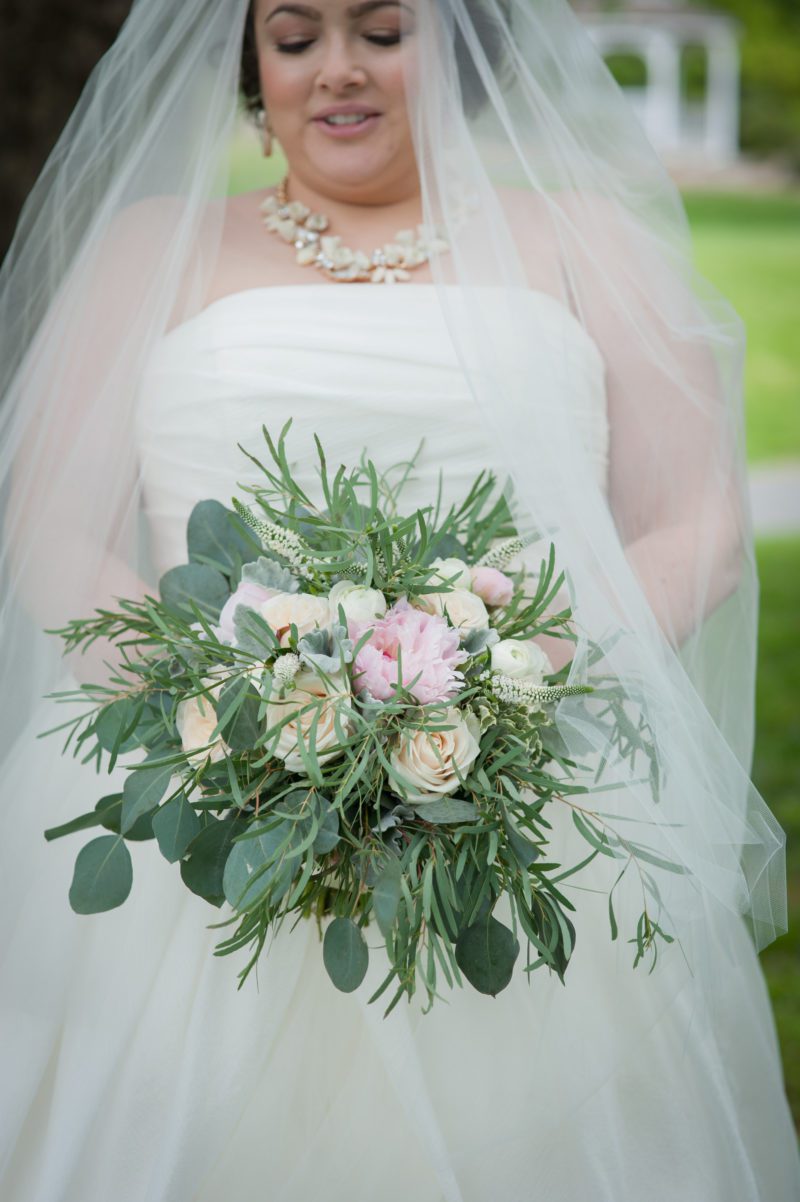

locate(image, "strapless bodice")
(135, 285), (609, 577)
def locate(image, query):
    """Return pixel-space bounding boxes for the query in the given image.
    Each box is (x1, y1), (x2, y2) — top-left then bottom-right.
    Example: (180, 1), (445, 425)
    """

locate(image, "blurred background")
(1, 0), (798, 1129)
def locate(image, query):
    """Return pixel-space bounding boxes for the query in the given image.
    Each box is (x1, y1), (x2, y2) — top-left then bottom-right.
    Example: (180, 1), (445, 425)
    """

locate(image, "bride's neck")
(280, 173), (424, 240)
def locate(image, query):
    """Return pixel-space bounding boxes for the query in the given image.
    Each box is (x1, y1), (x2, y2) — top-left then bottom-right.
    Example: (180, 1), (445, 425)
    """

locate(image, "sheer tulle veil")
(0, 0), (787, 1016)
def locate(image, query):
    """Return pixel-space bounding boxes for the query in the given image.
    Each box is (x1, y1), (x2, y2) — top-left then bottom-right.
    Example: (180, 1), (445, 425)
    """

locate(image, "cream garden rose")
(328, 580), (387, 625)
(491, 638), (553, 683)
(266, 669), (353, 773)
(175, 679), (228, 765)
(428, 557), (473, 590)
(260, 591), (330, 647)
(390, 707), (481, 804)
(419, 587), (489, 637)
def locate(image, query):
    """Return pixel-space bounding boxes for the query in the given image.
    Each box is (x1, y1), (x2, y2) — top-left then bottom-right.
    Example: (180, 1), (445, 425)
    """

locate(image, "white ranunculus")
(328, 580), (387, 625)
(390, 708), (481, 804)
(260, 591), (330, 647)
(266, 669), (352, 773)
(420, 587), (490, 638)
(490, 638), (553, 683)
(175, 679), (228, 765)
(429, 557), (473, 590)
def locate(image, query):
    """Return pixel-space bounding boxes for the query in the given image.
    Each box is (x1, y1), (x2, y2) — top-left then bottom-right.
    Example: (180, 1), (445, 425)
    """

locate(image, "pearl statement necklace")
(260, 175), (473, 284)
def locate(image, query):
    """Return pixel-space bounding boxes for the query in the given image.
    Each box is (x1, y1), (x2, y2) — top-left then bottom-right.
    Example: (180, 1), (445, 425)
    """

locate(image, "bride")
(0, 0), (798, 1197)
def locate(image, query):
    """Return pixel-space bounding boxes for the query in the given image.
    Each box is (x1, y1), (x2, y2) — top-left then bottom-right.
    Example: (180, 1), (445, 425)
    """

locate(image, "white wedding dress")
(1, 285), (798, 1201)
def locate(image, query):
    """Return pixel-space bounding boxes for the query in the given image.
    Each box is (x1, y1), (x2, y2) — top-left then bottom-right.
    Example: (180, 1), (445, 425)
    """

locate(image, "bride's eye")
(276, 40), (315, 53)
(276, 32), (403, 54)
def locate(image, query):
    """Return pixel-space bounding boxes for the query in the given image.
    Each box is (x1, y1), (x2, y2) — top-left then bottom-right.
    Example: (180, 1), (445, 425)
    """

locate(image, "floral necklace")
(260, 175), (474, 284)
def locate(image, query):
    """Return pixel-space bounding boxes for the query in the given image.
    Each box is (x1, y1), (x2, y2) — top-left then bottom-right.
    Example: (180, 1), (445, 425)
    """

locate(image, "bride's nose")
(314, 34), (369, 91)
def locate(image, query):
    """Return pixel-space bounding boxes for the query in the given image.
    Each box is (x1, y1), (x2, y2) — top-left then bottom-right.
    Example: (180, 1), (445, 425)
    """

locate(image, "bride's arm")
(581, 207), (745, 652)
(511, 191), (746, 671)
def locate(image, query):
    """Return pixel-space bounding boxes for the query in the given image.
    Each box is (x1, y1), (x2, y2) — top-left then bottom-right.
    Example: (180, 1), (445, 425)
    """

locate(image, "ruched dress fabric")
(1, 285), (798, 1202)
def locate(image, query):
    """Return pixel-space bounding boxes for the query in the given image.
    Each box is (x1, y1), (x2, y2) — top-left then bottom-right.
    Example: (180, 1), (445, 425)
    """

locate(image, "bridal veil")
(0, 0), (787, 1023)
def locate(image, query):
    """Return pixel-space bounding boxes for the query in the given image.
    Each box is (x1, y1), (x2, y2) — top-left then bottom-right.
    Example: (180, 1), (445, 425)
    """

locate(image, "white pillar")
(705, 28), (740, 164)
(643, 30), (682, 155)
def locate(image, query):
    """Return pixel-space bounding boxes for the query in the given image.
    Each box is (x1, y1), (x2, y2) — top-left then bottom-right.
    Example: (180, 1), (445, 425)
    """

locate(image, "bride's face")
(252, 0), (420, 203)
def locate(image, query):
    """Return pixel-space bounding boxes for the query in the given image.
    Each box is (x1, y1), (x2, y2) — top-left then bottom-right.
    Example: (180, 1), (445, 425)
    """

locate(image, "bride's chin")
(306, 159), (406, 200)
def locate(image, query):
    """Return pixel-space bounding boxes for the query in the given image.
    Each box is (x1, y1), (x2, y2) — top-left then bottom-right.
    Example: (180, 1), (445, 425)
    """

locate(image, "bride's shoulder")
(491, 183), (655, 301)
(491, 183), (618, 252)
(105, 189), (285, 329)
(489, 184), (566, 294)
(106, 189), (274, 256)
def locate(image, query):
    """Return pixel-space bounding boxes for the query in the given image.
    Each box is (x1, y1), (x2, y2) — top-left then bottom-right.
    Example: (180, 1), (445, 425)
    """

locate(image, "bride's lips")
(311, 113), (382, 139)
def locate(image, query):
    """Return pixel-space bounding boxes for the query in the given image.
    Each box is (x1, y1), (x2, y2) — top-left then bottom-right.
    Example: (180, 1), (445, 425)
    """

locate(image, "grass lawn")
(684, 192), (800, 464)
(754, 534), (800, 1131)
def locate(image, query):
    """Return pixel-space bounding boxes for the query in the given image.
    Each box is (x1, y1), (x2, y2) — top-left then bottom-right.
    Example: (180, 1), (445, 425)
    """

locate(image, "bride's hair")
(239, 0), (512, 122)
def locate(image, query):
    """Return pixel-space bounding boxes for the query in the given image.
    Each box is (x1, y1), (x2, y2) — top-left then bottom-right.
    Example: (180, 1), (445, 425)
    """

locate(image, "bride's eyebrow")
(264, 0), (412, 23)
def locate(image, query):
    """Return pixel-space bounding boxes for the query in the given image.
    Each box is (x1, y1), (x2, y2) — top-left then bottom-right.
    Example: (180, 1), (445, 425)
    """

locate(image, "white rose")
(390, 707), (481, 804)
(490, 638), (553, 683)
(266, 669), (352, 773)
(175, 679), (228, 765)
(260, 591), (330, 647)
(420, 587), (489, 637)
(429, 557), (473, 590)
(328, 580), (387, 625)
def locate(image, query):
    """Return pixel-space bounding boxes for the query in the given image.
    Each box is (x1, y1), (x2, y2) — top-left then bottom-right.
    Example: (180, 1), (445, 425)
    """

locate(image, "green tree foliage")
(708, 0), (800, 166)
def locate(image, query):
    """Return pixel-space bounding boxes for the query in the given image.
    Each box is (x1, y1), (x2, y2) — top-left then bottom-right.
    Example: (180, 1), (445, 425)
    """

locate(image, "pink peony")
(350, 598), (468, 704)
(217, 582), (278, 644)
(470, 565), (514, 608)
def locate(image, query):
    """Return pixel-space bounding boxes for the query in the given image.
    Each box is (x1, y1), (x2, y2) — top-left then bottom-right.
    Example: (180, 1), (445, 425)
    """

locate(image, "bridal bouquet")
(42, 423), (672, 1013)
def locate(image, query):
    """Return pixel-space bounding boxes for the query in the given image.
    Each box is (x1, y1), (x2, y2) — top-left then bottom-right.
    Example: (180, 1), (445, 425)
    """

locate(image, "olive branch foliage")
(40, 422), (676, 1014)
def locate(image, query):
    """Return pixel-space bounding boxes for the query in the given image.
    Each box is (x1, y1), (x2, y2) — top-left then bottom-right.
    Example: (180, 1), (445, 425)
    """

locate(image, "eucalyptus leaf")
(69, 835), (133, 914)
(180, 813), (248, 906)
(159, 562), (229, 620)
(353, 847), (390, 887)
(135, 691), (178, 752)
(323, 917), (369, 993)
(187, 499), (258, 577)
(120, 760), (173, 835)
(97, 793), (156, 842)
(341, 501), (374, 532)
(422, 533), (468, 565)
(312, 800), (340, 854)
(215, 676), (263, 752)
(222, 820), (299, 911)
(412, 797), (479, 825)
(152, 792), (202, 863)
(372, 856), (403, 938)
(455, 915), (519, 996)
(95, 699), (140, 755)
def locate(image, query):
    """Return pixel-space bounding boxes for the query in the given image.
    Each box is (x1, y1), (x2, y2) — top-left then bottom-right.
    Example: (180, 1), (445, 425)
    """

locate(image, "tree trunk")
(0, 0), (133, 261)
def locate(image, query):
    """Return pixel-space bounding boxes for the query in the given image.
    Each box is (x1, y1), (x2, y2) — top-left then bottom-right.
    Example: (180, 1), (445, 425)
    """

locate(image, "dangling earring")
(259, 108), (274, 158)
